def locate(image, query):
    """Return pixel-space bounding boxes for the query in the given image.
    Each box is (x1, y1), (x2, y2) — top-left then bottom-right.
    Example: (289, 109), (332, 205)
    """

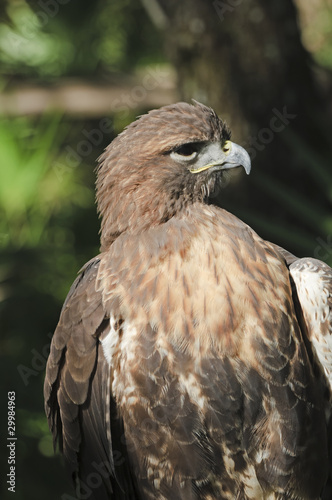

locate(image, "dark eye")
(175, 143), (199, 156)
(170, 142), (201, 162)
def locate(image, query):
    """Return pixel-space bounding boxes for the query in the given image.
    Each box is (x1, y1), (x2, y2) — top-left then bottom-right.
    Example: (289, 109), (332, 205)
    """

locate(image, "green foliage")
(0, 1), (73, 77)
(0, 115), (93, 249)
(0, 0), (164, 79)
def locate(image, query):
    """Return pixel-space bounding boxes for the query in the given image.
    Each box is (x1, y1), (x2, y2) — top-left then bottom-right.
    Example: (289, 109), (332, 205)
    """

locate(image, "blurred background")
(0, 0), (332, 498)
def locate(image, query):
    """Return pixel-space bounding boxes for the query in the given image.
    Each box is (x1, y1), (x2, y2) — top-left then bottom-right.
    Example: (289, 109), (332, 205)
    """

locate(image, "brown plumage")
(44, 102), (332, 499)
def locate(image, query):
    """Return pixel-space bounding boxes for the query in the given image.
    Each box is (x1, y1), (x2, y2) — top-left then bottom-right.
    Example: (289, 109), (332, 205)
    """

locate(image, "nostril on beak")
(222, 141), (231, 154)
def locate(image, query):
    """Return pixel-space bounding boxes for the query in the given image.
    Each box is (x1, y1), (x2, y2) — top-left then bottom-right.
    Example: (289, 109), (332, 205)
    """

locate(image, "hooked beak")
(189, 140), (251, 175)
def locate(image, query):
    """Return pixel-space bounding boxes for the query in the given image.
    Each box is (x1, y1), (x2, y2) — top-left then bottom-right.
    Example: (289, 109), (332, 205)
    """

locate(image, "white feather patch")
(101, 316), (120, 366)
(290, 259), (332, 391)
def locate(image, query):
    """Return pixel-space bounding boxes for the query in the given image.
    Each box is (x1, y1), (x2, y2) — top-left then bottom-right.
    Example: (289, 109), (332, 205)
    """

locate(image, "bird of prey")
(44, 101), (332, 500)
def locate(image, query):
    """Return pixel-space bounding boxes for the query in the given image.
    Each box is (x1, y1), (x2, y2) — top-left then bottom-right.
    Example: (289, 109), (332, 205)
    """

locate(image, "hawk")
(44, 102), (332, 499)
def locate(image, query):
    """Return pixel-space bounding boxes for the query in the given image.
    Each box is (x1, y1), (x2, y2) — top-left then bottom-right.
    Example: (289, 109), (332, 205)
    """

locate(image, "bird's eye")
(170, 143), (200, 162)
(175, 144), (198, 156)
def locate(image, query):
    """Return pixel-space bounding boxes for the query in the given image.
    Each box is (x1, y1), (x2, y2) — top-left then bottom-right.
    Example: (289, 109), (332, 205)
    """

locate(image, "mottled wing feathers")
(268, 244), (332, 498)
(268, 243), (332, 396)
(44, 258), (104, 470)
(267, 242), (298, 267)
(77, 343), (141, 500)
(44, 258), (138, 499)
(289, 258), (332, 393)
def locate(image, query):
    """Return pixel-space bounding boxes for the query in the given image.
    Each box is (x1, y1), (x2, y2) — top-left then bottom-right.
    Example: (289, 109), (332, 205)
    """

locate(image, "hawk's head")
(97, 101), (251, 250)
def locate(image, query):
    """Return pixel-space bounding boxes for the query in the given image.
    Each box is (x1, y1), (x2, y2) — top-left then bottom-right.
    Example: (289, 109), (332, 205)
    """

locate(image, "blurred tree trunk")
(142, 0), (332, 258)
(143, 0), (330, 143)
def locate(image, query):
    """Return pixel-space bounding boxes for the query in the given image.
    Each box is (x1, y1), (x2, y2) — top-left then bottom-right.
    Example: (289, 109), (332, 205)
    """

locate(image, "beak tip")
(228, 142), (251, 176)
